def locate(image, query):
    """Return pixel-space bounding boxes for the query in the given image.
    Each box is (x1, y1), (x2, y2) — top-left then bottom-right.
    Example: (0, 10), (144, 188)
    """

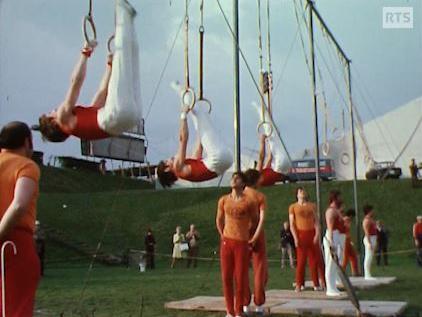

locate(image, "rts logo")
(383, 7), (413, 29)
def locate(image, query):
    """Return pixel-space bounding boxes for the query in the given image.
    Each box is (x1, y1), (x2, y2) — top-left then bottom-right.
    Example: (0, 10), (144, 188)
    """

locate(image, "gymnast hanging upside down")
(157, 90), (233, 186)
(253, 104), (288, 187)
(37, 0), (141, 141)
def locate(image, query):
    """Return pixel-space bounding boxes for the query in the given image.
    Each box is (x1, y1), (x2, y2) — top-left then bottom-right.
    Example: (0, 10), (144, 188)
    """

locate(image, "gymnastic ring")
(107, 34), (115, 54)
(341, 152), (350, 165)
(322, 142), (330, 156)
(257, 121), (273, 138)
(83, 15), (97, 43)
(193, 98), (212, 114)
(181, 88), (196, 110)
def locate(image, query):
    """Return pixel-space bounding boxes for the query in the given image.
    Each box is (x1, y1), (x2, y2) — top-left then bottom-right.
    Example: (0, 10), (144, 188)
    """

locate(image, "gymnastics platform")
(164, 289), (407, 316)
(295, 276), (397, 290)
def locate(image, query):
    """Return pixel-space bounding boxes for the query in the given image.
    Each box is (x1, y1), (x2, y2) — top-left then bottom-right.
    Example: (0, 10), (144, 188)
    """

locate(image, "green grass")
(35, 167), (422, 316)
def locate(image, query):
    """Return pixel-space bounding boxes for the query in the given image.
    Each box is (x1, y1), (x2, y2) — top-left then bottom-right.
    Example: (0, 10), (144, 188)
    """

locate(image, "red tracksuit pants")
(314, 243), (326, 286)
(220, 238), (249, 316)
(342, 237), (359, 275)
(295, 229), (320, 288)
(244, 232), (268, 307)
(1, 228), (40, 317)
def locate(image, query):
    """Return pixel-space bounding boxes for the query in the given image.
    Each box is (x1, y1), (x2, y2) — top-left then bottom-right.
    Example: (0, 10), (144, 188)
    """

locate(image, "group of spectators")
(171, 224), (201, 268)
(142, 224), (201, 270)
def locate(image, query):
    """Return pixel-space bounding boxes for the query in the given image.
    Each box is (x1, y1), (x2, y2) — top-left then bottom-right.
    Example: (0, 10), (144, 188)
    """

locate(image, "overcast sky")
(0, 0), (421, 166)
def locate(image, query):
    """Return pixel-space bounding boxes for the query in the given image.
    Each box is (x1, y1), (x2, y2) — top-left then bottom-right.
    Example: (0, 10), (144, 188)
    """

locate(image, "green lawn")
(34, 167), (422, 316)
(36, 249), (421, 316)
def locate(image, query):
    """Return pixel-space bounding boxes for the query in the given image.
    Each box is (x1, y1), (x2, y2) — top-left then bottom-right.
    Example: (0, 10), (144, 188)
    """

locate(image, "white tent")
(302, 96), (422, 180)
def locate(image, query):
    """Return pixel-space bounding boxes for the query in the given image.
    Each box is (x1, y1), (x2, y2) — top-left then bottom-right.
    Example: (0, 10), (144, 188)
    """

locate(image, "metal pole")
(308, 1), (350, 62)
(233, 0), (241, 172)
(308, 1), (322, 230)
(346, 61), (361, 255)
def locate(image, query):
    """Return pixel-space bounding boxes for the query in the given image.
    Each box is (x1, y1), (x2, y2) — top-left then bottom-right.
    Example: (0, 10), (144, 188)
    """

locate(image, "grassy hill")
(38, 167), (419, 258)
(35, 166), (422, 316)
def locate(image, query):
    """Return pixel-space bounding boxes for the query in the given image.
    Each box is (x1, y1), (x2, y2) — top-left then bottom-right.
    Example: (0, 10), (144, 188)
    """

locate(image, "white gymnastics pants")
(190, 108), (233, 175)
(363, 235), (377, 279)
(323, 230), (341, 295)
(98, 0), (142, 135)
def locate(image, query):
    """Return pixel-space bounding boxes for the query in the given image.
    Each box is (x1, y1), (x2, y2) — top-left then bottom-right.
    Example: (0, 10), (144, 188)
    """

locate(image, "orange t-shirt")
(288, 202), (316, 231)
(244, 187), (267, 232)
(0, 152), (40, 234)
(218, 193), (255, 242)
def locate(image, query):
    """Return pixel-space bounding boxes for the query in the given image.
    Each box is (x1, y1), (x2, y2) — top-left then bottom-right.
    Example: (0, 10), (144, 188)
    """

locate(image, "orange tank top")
(260, 168), (283, 187)
(177, 159), (217, 182)
(70, 106), (109, 140)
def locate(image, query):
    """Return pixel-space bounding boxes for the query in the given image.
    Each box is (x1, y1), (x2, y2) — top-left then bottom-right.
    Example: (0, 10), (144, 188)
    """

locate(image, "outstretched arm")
(257, 134), (266, 171)
(174, 111), (189, 172)
(90, 54), (113, 108)
(57, 49), (90, 125)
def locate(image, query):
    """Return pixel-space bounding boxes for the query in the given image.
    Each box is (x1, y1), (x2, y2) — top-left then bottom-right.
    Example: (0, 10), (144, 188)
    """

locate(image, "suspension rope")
(271, 25), (300, 104)
(216, 0), (298, 175)
(256, 0), (272, 137)
(351, 64), (399, 157)
(144, 3), (187, 120)
(195, 0), (212, 113)
(266, 0), (273, 117)
(83, 0), (96, 43)
(181, 0), (196, 110)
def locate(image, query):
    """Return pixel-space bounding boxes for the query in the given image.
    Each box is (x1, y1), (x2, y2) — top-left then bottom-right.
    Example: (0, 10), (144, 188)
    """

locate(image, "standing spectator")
(171, 226), (185, 268)
(186, 224), (200, 268)
(376, 220), (389, 266)
(144, 228), (156, 269)
(280, 221), (295, 269)
(410, 159), (420, 187)
(0, 121), (41, 316)
(362, 204), (378, 280)
(34, 220), (46, 276)
(413, 215), (422, 266)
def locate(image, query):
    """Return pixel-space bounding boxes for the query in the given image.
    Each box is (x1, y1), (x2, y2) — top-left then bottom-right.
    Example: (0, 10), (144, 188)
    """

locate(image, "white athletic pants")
(363, 235), (377, 279)
(253, 103), (285, 172)
(98, 0), (142, 135)
(336, 233), (346, 284)
(190, 108), (233, 175)
(323, 230), (341, 295)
